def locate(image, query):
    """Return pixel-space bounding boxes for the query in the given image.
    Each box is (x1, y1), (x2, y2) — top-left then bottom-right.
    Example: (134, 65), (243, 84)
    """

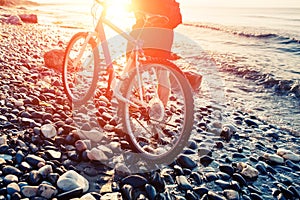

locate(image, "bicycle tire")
(119, 58), (194, 165)
(62, 32), (100, 106)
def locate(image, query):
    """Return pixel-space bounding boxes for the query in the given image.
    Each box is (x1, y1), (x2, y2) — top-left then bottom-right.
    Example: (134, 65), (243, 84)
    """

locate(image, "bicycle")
(62, 0), (194, 164)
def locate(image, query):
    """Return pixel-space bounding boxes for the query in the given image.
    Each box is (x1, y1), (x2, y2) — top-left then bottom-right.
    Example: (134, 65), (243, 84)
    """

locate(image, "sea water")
(30, 0), (300, 132)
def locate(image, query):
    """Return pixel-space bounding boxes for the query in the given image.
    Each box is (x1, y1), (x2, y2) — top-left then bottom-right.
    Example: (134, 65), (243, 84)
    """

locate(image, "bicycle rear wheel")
(119, 59), (194, 164)
(63, 32), (100, 106)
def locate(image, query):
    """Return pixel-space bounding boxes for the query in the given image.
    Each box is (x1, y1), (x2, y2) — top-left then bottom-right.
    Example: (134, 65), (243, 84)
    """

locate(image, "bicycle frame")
(85, 0), (147, 108)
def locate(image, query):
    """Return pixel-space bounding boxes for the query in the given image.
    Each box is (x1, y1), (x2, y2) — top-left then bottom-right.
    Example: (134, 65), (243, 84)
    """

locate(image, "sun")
(104, 0), (135, 29)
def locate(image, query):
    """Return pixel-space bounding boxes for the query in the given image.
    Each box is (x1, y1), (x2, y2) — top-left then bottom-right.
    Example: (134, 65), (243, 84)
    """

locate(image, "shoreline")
(0, 2), (300, 200)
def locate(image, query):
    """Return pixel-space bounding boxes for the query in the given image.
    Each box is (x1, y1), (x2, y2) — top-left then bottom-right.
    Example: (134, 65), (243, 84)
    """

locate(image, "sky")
(177, 0), (300, 8)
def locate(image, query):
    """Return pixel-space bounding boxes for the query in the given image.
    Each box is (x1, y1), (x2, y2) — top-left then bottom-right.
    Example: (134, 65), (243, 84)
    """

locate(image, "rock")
(194, 186), (209, 197)
(150, 172), (166, 192)
(220, 126), (233, 142)
(190, 171), (202, 185)
(219, 164), (234, 175)
(263, 153), (284, 164)
(205, 172), (219, 182)
(208, 191), (226, 200)
(18, 14), (38, 23)
(114, 163), (131, 178)
(25, 154), (46, 166)
(28, 170), (43, 185)
(20, 161), (32, 172)
(2, 165), (22, 176)
(215, 180), (230, 189)
(0, 154), (12, 161)
(41, 124), (57, 138)
(77, 130), (104, 143)
(6, 15), (23, 25)
(184, 71), (202, 91)
(236, 162), (259, 180)
(176, 175), (193, 190)
(56, 188), (83, 200)
(200, 155), (214, 167)
(38, 165), (53, 179)
(57, 170), (89, 192)
(44, 49), (65, 72)
(145, 184), (157, 200)
(186, 190), (198, 200)
(232, 173), (247, 186)
(3, 174), (18, 185)
(0, 135), (7, 145)
(255, 162), (267, 174)
(121, 175), (148, 188)
(21, 186), (39, 198)
(223, 189), (240, 200)
(75, 140), (88, 152)
(101, 192), (122, 200)
(7, 182), (20, 195)
(177, 154), (197, 169)
(276, 148), (300, 162)
(45, 149), (61, 160)
(38, 183), (58, 199)
(121, 184), (133, 200)
(86, 148), (108, 162)
(79, 193), (97, 200)
(15, 150), (25, 164)
(244, 118), (260, 127)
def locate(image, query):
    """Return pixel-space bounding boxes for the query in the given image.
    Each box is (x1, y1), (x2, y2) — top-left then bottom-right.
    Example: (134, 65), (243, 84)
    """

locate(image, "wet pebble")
(219, 164), (234, 175)
(199, 155), (214, 167)
(176, 175), (193, 190)
(177, 154), (197, 169)
(121, 175), (148, 188)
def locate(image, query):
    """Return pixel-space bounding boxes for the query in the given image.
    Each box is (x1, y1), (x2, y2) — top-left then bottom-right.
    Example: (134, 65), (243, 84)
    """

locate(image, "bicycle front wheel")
(63, 32), (100, 106)
(119, 59), (194, 164)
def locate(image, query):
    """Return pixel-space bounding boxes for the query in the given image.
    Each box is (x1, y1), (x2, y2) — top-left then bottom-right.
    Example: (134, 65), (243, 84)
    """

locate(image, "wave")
(217, 60), (300, 99)
(183, 23), (300, 46)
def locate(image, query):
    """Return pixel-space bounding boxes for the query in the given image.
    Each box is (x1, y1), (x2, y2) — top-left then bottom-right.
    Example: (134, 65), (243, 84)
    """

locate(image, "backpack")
(132, 0), (182, 29)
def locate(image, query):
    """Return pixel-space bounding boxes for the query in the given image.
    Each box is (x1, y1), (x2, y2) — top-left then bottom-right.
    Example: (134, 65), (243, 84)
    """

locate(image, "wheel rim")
(123, 64), (190, 160)
(64, 35), (96, 103)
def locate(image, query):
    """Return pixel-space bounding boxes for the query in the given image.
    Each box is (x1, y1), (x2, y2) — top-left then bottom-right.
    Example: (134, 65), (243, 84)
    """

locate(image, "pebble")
(277, 148), (300, 162)
(38, 183), (58, 199)
(21, 186), (38, 198)
(2, 165), (22, 176)
(215, 180), (230, 189)
(41, 124), (57, 138)
(176, 175), (193, 190)
(177, 154), (197, 169)
(57, 170), (89, 192)
(208, 191), (226, 200)
(38, 164), (53, 179)
(45, 149), (61, 159)
(199, 155), (214, 167)
(219, 164), (234, 175)
(223, 189), (240, 200)
(263, 153), (284, 164)
(237, 162), (259, 180)
(7, 182), (20, 195)
(204, 172), (219, 182)
(121, 175), (148, 188)
(25, 154), (46, 166)
(145, 184), (157, 200)
(3, 174), (18, 185)
(86, 148), (108, 162)
(232, 173), (247, 186)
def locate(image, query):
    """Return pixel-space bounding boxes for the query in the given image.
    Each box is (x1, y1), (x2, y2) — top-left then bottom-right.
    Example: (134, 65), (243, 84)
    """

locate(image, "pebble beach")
(0, 1), (300, 200)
